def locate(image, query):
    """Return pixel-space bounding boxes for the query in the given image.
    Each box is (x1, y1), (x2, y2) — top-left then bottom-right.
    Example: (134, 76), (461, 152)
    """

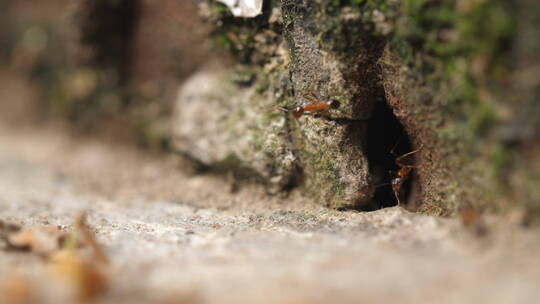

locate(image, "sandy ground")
(0, 123), (540, 304)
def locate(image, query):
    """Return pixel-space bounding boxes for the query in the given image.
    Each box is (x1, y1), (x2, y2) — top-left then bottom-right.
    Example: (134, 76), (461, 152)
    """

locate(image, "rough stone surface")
(172, 66), (299, 191)
(171, 0), (540, 217)
(174, 1), (381, 208)
(7, 0), (539, 216)
(1, 123), (540, 303)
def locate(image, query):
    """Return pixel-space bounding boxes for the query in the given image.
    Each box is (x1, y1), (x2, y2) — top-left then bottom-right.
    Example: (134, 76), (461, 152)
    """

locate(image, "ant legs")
(388, 170), (403, 207)
(389, 145), (423, 207)
(394, 146), (423, 168)
(393, 185), (402, 206)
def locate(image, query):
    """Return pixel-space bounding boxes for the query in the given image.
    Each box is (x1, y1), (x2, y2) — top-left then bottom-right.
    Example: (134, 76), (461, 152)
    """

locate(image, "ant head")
(329, 99), (341, 109)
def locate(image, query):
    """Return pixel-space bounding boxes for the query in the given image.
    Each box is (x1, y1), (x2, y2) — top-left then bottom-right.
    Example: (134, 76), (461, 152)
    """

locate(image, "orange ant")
(279, 92), (340, 118)
(391, 146), (422, 206)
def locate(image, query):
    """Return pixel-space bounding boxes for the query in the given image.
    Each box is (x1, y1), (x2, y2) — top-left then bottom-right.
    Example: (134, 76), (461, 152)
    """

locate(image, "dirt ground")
(0, 120), (539, 304)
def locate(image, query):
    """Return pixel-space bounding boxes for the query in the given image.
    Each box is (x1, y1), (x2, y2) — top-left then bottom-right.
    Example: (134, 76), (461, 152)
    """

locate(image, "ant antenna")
(395, 145), (424, 168)
(390, 136), (404, 156)
(398, 145), (424, 159)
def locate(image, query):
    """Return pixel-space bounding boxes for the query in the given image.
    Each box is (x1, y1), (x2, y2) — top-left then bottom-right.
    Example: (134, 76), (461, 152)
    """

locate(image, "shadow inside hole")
(367, 101), (414, 209)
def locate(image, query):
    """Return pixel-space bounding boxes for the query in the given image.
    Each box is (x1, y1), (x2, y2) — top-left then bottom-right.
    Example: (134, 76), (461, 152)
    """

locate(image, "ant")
(390, 146), (422, 206)
(279, 92), (340, 118)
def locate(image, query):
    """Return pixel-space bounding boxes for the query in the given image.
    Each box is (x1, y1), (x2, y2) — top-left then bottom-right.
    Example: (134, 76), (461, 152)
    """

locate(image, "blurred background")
(0, 0), (217, 147)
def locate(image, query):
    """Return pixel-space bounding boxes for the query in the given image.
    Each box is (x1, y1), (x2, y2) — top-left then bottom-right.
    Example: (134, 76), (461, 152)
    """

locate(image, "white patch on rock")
(217, 0), (263, 18)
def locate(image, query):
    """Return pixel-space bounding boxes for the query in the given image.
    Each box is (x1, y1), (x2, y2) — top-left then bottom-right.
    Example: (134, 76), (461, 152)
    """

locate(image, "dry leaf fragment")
(73, 213), (109, 265)
(49, 249), (108, 302)
(0, 214), (110, 303)
(0, 220), (22, 241)
(6, 226), (65, 255)
(46, 213), (109, 302)
(0, 273), (35, 304)
(1, 221), (65, 255)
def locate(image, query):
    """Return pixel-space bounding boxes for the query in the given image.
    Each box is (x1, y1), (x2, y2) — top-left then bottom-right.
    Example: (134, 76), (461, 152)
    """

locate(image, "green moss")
(211, 2), (232, 16)
(373, 0), (518, 214)
(398, 0), (514, 109)
(233, 67), (257, 85)
(490, 144), (511, 179)
(216, 34), (233, 50)
(255, 77), (270, 94)
(332, 0), (390, 11)
(394, 1), (513, 139)
(467, 100), (496, 135)
(202, 0), (283, 64)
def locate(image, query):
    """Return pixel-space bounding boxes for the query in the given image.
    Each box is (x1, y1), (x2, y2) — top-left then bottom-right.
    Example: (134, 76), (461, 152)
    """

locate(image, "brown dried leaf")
(74, 213), (108, 265)
(1, 214), (110, 302)
(46, 213), (110, 302)
(48, 249), (108, 302)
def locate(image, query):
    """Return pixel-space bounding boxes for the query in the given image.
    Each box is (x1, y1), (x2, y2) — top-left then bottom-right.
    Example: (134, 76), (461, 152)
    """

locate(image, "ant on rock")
(279, 92), (340, 118)
(390, 146), (422, 206)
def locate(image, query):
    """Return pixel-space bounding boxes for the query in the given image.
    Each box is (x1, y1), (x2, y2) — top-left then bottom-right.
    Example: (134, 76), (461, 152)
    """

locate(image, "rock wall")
(173, 0), (539, 216)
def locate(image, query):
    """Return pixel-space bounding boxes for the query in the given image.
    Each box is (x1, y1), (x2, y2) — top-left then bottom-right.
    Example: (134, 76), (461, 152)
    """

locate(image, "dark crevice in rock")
(75, 0), (140, 84)
(69, 0), (141, 126)
(282, 111), (305, 192)
(367, 100), (416, 209)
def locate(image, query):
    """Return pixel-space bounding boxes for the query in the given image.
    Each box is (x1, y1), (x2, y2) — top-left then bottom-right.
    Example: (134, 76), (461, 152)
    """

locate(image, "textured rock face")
(8, 0), (527, 216)
(172, 0), (525, 213)
(280, 1), (383, 207)
(169, 1), (401, 209)
(172, 1), (381, 208)
(173, 67), (301, 192)
(173, 1), (410, 209)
